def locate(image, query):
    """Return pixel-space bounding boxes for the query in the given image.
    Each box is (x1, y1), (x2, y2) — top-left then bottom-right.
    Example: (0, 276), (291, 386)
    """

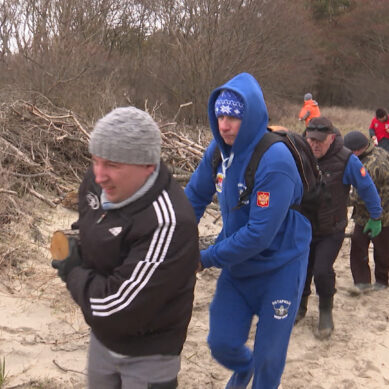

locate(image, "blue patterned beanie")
(214, 90), (245, 120)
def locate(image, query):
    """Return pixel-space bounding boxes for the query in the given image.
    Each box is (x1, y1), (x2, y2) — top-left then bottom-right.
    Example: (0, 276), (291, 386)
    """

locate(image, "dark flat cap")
(306, 117), (334, 141)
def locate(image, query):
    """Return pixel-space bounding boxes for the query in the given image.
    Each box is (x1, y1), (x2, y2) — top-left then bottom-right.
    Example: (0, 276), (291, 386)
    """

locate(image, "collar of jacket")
(358, 139), (375, 161)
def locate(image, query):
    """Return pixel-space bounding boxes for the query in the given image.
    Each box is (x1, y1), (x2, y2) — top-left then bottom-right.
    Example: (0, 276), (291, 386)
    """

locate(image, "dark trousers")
(303, 231), (345, 298)
(350, 224), (389, 286)
(378, 138), (389, 153)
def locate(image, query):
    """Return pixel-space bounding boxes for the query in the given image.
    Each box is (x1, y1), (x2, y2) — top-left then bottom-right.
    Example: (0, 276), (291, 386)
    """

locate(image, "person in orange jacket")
(299, 93), (321, 126)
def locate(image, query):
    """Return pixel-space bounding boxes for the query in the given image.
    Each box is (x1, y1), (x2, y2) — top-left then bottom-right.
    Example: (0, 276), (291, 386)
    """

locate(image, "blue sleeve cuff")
(200, 249), (214, 269)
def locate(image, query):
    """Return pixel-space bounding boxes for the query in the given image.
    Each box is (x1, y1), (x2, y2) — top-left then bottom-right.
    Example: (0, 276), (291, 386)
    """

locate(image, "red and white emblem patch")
(215, 172), (224, 193)
(257, 191), (270, 207)
(360, 167), (366, 177)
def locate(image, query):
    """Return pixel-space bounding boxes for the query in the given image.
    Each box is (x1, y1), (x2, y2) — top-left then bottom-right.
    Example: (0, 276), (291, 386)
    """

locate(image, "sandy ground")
(1, 203), (389, 389)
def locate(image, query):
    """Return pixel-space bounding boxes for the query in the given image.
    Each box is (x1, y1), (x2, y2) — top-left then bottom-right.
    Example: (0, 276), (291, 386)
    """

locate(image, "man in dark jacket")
(296, 117), (382, 340)
(52, 107), (199, 389)
(344, 131), (389, 293)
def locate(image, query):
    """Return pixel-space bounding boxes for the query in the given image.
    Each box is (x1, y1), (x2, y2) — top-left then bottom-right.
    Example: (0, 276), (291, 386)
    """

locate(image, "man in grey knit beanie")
(52, 106), (199, 389)
(89, 106), (161, 166)
(88, 106), (162, 206)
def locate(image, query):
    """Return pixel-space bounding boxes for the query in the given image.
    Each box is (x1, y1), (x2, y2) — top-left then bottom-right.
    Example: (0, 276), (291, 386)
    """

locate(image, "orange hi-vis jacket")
(299, 99), (321, 126)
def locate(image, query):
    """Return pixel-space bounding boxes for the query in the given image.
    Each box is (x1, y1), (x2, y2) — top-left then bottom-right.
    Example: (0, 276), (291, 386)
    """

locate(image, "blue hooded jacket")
(185, 73), (311, 278)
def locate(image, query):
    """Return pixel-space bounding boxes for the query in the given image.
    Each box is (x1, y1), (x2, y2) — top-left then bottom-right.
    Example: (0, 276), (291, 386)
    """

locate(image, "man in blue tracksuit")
(185, 73), (311, 388)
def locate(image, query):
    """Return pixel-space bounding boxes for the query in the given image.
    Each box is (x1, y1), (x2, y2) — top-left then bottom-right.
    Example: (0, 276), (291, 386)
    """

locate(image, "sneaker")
(372, 282), (388, 291)
(225, 368), (254, 389)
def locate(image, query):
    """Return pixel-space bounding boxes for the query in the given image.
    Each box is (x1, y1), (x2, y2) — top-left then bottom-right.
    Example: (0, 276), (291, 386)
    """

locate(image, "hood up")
(208, 73), (269, 158)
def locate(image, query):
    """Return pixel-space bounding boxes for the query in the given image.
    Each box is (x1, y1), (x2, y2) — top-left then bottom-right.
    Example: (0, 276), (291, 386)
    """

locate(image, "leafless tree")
(0, 0), (387, 121)
(141, 0), (318, 122)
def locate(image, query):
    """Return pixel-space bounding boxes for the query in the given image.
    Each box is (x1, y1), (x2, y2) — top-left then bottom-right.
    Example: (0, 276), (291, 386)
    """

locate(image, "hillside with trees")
(0, 0), (387, 123)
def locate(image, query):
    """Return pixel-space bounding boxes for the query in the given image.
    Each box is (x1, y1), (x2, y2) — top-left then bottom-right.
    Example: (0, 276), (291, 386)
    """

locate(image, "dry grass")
(320, 106), (372, 136)
(269, 102), (373, 137)
(0, 357), (7, 388)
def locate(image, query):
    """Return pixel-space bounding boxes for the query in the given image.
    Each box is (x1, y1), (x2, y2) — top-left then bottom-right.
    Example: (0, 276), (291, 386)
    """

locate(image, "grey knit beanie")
(89, 107), (161, 165)
(304, 93), (313, 101)
(344, 131), (369, 151)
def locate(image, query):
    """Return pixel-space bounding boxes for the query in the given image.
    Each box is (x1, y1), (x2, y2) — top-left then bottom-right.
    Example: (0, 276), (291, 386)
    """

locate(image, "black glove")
(52, 238), (82, 282)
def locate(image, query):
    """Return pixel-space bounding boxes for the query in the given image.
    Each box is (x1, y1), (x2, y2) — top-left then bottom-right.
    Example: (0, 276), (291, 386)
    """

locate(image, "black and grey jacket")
(66, 161), (199, 356)
(314, 133), (352, 236)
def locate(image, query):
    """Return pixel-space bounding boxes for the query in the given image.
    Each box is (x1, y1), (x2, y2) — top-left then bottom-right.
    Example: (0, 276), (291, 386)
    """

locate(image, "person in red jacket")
(299, 93), (321, 126)
(369, 108), (389, 152)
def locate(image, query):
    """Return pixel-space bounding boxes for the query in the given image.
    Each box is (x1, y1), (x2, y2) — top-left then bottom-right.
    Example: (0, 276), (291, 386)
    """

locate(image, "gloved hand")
(51, 238), (82, 282)
(363, 218), (382, 238)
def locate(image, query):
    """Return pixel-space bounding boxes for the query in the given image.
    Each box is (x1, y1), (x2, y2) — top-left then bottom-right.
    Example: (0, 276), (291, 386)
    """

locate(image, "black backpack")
(212, 128), (325, 229)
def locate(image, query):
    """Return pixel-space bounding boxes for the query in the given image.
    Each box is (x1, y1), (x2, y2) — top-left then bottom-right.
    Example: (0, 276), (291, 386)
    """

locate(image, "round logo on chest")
(87, 192), (100, 210)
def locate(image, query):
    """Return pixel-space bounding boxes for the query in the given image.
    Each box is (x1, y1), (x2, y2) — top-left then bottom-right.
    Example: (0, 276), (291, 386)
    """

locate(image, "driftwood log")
(50, 229), (80, 260)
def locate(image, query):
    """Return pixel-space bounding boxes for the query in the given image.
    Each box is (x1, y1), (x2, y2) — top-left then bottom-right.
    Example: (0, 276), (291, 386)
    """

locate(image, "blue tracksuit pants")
(207, 254), (307, 389)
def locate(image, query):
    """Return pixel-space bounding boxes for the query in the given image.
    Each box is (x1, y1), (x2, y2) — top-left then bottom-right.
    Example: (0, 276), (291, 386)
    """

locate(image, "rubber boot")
(315, 296), (334, 340)
(294, 296), (308, 325)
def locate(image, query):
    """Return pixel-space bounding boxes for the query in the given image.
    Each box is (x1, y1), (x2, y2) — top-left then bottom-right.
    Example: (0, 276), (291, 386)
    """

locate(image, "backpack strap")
(237, 131), (283, 208)
(212, 146), (222, 182)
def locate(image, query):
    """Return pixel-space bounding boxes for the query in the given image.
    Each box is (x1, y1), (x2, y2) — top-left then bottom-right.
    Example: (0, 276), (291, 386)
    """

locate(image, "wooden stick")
(24, 101), (72, 121)
(159, 122), (177, 129)
(28, 187), (57, 208)
(173, 101), (193, 122)
(163, 131), (206, 152)
(0, 189), (18, 195)
(52, 359), (86, 375)
(0, 136), (40, 167)
(71, 114), (90, 139)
